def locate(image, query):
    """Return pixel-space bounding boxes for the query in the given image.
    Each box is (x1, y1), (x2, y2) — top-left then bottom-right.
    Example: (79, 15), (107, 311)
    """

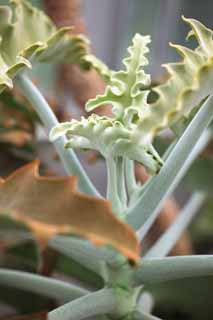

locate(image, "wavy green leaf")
(136, 17), (213, 141)
(51, 33), (164, 174)
(50, 114), (163, 174)
(86, 17), (213, 144)
(85, 34), (151, 127)
(0, 0), (90, 92)
(127, 95), (213, 236)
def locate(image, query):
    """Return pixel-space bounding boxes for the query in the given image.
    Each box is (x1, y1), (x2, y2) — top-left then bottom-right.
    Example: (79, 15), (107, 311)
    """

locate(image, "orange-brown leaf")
(0, 161), (139, 263)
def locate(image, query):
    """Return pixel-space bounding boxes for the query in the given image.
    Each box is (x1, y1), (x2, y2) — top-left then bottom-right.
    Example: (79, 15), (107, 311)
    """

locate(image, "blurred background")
(0, 1), (212, 319)
(32, 0), (213, 85)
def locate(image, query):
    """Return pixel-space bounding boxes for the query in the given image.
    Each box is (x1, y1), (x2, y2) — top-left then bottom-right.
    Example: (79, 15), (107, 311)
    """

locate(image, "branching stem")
(16, 73), (100, 197)
(116, 157), (127, 210)
(125, 159), (138, 197)
(106, 156), (122, 215)
(48, 288), (116, 320)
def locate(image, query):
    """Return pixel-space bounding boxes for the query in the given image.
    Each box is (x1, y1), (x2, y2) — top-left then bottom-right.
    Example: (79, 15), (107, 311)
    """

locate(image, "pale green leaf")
(127, 95), (213, 237)
(0, 268), (88, 302)
(87, 18), (213, 144)
(85, 34), (151, 126)
(0, 0), (90, 91)
(134, 255), (213, 285)
(48, 289), (116, 320)
(50, 114), (163, 174)
(136, 17), (213, 141)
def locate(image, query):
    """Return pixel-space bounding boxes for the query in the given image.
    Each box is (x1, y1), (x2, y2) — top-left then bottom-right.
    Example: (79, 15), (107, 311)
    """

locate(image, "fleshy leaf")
(50, 114), (163, 174)
(52, 34), (163, 173)
(85, 33), (151, 127)
(0, 161), (139, 263)
(0, 0), (90, 92)
(87, 18), (213, 144)
(136, 16), (213, 141)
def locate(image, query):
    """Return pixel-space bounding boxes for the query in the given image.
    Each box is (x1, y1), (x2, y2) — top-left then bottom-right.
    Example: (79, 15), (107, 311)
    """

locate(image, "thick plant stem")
(0, 269), (88, 302)
(106, 157), (122, 215)
(138, 129), (210, 240)
(127, 94), (213, 235)
(125, 159), (138, 198)
(116, 157), (127, 210)
(134, 255), (213, 285)
(16, 74), (100, 197)
(48, 288), (116, 320)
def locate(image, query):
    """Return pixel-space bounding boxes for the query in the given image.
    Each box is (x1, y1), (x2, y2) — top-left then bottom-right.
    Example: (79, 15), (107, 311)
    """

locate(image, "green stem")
(106, 157), (122, 215)
(125, 158), (142, 207)
(15, 73), (100, 197)
(139, 129), (210, 240)
(0, 269), (88, 303)
(130, 139), (178, 206)
(125, 159), (138, 196)
(127, 94), (213, 235)
(134, 255), (213, 285)
(116, 157), (127, 210)
(48, 288), (116, 320)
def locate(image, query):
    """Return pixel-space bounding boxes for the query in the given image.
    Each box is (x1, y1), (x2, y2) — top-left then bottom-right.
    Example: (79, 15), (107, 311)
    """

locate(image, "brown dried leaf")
(0, 161), (139, 263)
